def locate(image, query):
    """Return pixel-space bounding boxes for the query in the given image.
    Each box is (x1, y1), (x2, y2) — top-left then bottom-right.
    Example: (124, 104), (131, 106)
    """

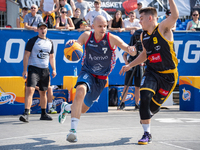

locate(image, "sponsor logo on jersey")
(148, 53), (162, 63)
(154, 45), (161, 51)
(91, 63), (103, 72)
(158, 88), (169, 96)
(0, 89), (16, 105)
(90, 40), (94, 43)
(83, 73), (89, 79)
(89, 54), (108, 61)
(37, 50), (49, 59)
(88, 43), (98, 47)
(182, 88), (191, 101)
(102, 40), (107, 45)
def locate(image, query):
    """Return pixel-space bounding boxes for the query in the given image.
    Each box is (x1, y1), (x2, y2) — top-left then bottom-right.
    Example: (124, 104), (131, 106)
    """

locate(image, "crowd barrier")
(0, 29), (200, 86)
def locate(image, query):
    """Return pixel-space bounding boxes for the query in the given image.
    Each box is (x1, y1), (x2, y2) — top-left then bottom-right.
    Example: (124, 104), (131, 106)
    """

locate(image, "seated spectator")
(40, 0), (59, 28)
(134, 2), (143, 19)
(186, 10), (200, 31)
(75, 0), (91, 20)
(108, 10), (125, 32)
(124, 11), (142, 35)
(158, 9), (176, 31)
(24, 4), (43, 32)
(59, 0), (73, 17)
(55, 7), (75, 30)
(84, 0), (112, 27)
(16, 7), (28, 28)
(77, 21), (91, 31)
(71, 8), (83, 29)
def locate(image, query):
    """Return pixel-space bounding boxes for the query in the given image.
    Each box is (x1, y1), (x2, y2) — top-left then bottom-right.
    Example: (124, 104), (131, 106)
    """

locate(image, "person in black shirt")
(72, 8), (91, 31)
(120, 29), (144, 110)
(71, 8), (83, 29)
(120, 0), (179, 145)
(108, 10), (125, 32)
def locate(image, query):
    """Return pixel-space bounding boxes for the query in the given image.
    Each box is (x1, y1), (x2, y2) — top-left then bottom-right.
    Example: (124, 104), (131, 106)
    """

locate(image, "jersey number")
(153, 37), (158, 44)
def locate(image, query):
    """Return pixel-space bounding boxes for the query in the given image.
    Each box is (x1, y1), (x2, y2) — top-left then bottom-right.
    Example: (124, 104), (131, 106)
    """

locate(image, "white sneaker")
(58, 102), (69, 124)
(67, 129), (77, 142)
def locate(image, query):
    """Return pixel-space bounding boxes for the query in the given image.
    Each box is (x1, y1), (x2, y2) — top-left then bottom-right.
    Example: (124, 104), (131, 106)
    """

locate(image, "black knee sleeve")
(139, 90), (154, 120)
(150, 101), (160, 116)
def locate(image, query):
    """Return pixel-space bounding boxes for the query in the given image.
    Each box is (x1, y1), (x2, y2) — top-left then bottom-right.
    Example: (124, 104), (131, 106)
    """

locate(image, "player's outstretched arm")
(65, 31), (91, 46)
(159, 0), (179, 32)
(109, 33), (136, 56)
(119, 34), (147, 75)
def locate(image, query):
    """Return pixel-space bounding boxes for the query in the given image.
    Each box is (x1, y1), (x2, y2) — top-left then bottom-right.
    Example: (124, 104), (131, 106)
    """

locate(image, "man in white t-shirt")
(84, 0), (112, 27)
(124, 11), (142, 35)
(134, 2), (143, 19)
(75, 0), (91, 20)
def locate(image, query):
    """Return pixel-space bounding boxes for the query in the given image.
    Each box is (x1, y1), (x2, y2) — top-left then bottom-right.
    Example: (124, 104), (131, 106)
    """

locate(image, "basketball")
(64, 42), (83, 61)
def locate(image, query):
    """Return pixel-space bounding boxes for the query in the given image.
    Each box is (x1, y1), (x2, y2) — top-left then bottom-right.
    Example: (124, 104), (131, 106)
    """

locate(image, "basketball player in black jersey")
(120, 0), (179, 145)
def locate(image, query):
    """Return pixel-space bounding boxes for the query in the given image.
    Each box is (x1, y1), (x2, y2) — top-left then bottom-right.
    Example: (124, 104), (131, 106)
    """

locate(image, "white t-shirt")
(124, 18), (141, 28)
(43, 0), (55, 12)
(134, 9), (140, 19)
(84, 9), (112, 26)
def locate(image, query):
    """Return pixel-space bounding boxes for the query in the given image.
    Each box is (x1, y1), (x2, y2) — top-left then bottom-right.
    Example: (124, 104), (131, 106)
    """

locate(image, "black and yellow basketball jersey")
(142, 25), (178, 73)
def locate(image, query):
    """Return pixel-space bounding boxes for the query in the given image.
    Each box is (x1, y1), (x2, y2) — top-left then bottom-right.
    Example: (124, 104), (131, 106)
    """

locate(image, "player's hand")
(66, 40), (77, 45)
(52, 70), (57, 78)
(119, 64), (131, 76)
(128, 46), (136, 56)
(22, 71), (27, 79)
(125, 61), (129, 65)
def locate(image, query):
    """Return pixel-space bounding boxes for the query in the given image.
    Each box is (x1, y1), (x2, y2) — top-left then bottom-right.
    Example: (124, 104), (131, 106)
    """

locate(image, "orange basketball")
(64, 42), (83, 61)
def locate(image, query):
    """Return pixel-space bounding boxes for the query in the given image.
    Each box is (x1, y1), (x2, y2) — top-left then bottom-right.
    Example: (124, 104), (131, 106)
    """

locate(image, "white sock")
(65, 104), (72, 111)
(71, 118), (79, 131)
(48, 103), (53, 110)
(142, 124), (150, 133)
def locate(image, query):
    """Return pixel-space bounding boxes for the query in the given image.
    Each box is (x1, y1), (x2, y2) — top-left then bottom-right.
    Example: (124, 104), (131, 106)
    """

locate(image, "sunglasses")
(193, 14), (199, 16)
(61, 11), (67, 14)
(31, 7), (36, 9)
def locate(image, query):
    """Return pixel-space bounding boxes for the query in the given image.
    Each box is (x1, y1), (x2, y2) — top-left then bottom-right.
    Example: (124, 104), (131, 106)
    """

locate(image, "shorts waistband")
(91, 74), (107, 80)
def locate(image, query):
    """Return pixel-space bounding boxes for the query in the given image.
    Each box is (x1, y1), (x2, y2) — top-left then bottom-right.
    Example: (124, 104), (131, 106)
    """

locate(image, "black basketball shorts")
(27, 65), (50, 91)
(140, 68), (178, 106)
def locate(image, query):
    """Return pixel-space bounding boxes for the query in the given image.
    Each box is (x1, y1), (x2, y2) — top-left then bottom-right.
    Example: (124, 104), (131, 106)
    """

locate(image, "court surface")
(0, 105), (199, 150)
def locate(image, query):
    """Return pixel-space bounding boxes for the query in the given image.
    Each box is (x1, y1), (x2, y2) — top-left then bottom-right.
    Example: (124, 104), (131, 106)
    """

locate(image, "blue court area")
(0, 105), (199, 150)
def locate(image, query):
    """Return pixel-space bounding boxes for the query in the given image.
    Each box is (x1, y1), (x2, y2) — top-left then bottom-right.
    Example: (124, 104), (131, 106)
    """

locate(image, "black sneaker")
(119, 102), (125, 110)
(40, 113), (53, 121)
(19, 113), (29, 123)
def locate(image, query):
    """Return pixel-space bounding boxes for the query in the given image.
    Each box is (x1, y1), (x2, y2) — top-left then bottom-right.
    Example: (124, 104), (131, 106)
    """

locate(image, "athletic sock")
(71, 118), (79, 131)
(41, 109), (46, 115)
(24, 109), (29, 115)
(65, 104), (72, 111)
(48, 103), (53, 110)
(142, 124), (150, 133)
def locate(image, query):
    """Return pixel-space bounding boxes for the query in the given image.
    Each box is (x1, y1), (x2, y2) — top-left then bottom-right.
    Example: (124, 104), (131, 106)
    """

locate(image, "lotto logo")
(148, 53), (162, 63)
(158, 88), (169, 96)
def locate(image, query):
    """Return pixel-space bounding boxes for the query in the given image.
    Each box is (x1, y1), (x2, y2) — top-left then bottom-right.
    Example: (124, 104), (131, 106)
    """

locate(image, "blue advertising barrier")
(0, 29), (200, 85)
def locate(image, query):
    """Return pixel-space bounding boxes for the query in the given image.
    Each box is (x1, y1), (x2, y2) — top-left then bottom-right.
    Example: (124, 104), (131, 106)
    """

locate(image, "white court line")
(160, 142), (193, 150)
(0, 127), (123, 141)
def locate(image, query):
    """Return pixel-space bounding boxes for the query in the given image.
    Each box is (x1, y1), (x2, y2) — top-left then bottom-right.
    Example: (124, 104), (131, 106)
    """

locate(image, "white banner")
(138, 0), (190, 17)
